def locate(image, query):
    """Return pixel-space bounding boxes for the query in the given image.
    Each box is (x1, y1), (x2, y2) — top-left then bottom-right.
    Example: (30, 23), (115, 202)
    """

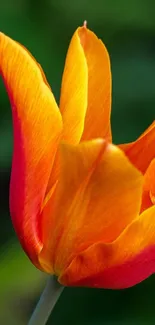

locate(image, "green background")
(0, 0), (155, 324)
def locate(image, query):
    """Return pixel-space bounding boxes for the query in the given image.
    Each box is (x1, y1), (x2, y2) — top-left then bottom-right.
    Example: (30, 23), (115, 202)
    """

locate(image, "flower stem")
(28, 276), (64, 325)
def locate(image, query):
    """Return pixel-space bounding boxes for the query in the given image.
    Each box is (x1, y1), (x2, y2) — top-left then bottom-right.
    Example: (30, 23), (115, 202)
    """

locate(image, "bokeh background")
(0, 0), (155, 324)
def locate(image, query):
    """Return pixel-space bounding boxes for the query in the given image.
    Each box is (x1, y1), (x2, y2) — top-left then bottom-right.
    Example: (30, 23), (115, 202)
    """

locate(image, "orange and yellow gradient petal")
(60, 26), (111, 144)
(79, 26), (112, 142)
(39, 140), (143, 274)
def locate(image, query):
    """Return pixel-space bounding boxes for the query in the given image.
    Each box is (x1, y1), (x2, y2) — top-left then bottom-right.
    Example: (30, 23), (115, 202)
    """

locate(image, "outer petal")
(60, 26), (111, 144)
(60, 206), (155, 289)
(120, 121), (155, 173)
(0, 33), (62, 266)
(39, 140), (143, 274)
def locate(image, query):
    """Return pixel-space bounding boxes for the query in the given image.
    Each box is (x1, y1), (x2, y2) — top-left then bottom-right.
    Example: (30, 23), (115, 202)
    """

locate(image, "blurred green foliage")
(0, 0), (154, 324)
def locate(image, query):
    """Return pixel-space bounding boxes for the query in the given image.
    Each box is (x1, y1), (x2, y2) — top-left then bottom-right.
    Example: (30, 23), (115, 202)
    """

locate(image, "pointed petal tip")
(83, 20), (87, 28)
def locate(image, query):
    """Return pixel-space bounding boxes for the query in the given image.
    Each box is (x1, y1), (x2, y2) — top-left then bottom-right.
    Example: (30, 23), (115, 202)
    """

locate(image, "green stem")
(28, 276), (64, 325)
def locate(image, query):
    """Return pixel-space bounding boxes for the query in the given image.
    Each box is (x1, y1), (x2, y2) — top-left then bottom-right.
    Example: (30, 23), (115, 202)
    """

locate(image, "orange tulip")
(0, 25), (155, 289)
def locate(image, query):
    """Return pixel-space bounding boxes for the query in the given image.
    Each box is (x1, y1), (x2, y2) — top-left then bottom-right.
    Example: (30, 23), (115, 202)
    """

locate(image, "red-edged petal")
(60, 206), (155, 289)
(0, 32), (62, 267)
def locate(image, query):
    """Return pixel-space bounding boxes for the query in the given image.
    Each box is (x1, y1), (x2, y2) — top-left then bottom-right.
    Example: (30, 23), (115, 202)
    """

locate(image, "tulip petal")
(0, 33), (62, 266)
(60, 26), (111, 144)
(60, 206), (155, 289)
(120, 121), (155, 173)
(39, 140), (143, 274)
(79, 27), (112, 142)
(59, 28), (88, 144)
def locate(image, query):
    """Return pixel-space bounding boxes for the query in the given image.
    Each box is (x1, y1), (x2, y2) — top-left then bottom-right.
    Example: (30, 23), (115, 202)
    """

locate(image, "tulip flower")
(0, 25), (155, 291)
